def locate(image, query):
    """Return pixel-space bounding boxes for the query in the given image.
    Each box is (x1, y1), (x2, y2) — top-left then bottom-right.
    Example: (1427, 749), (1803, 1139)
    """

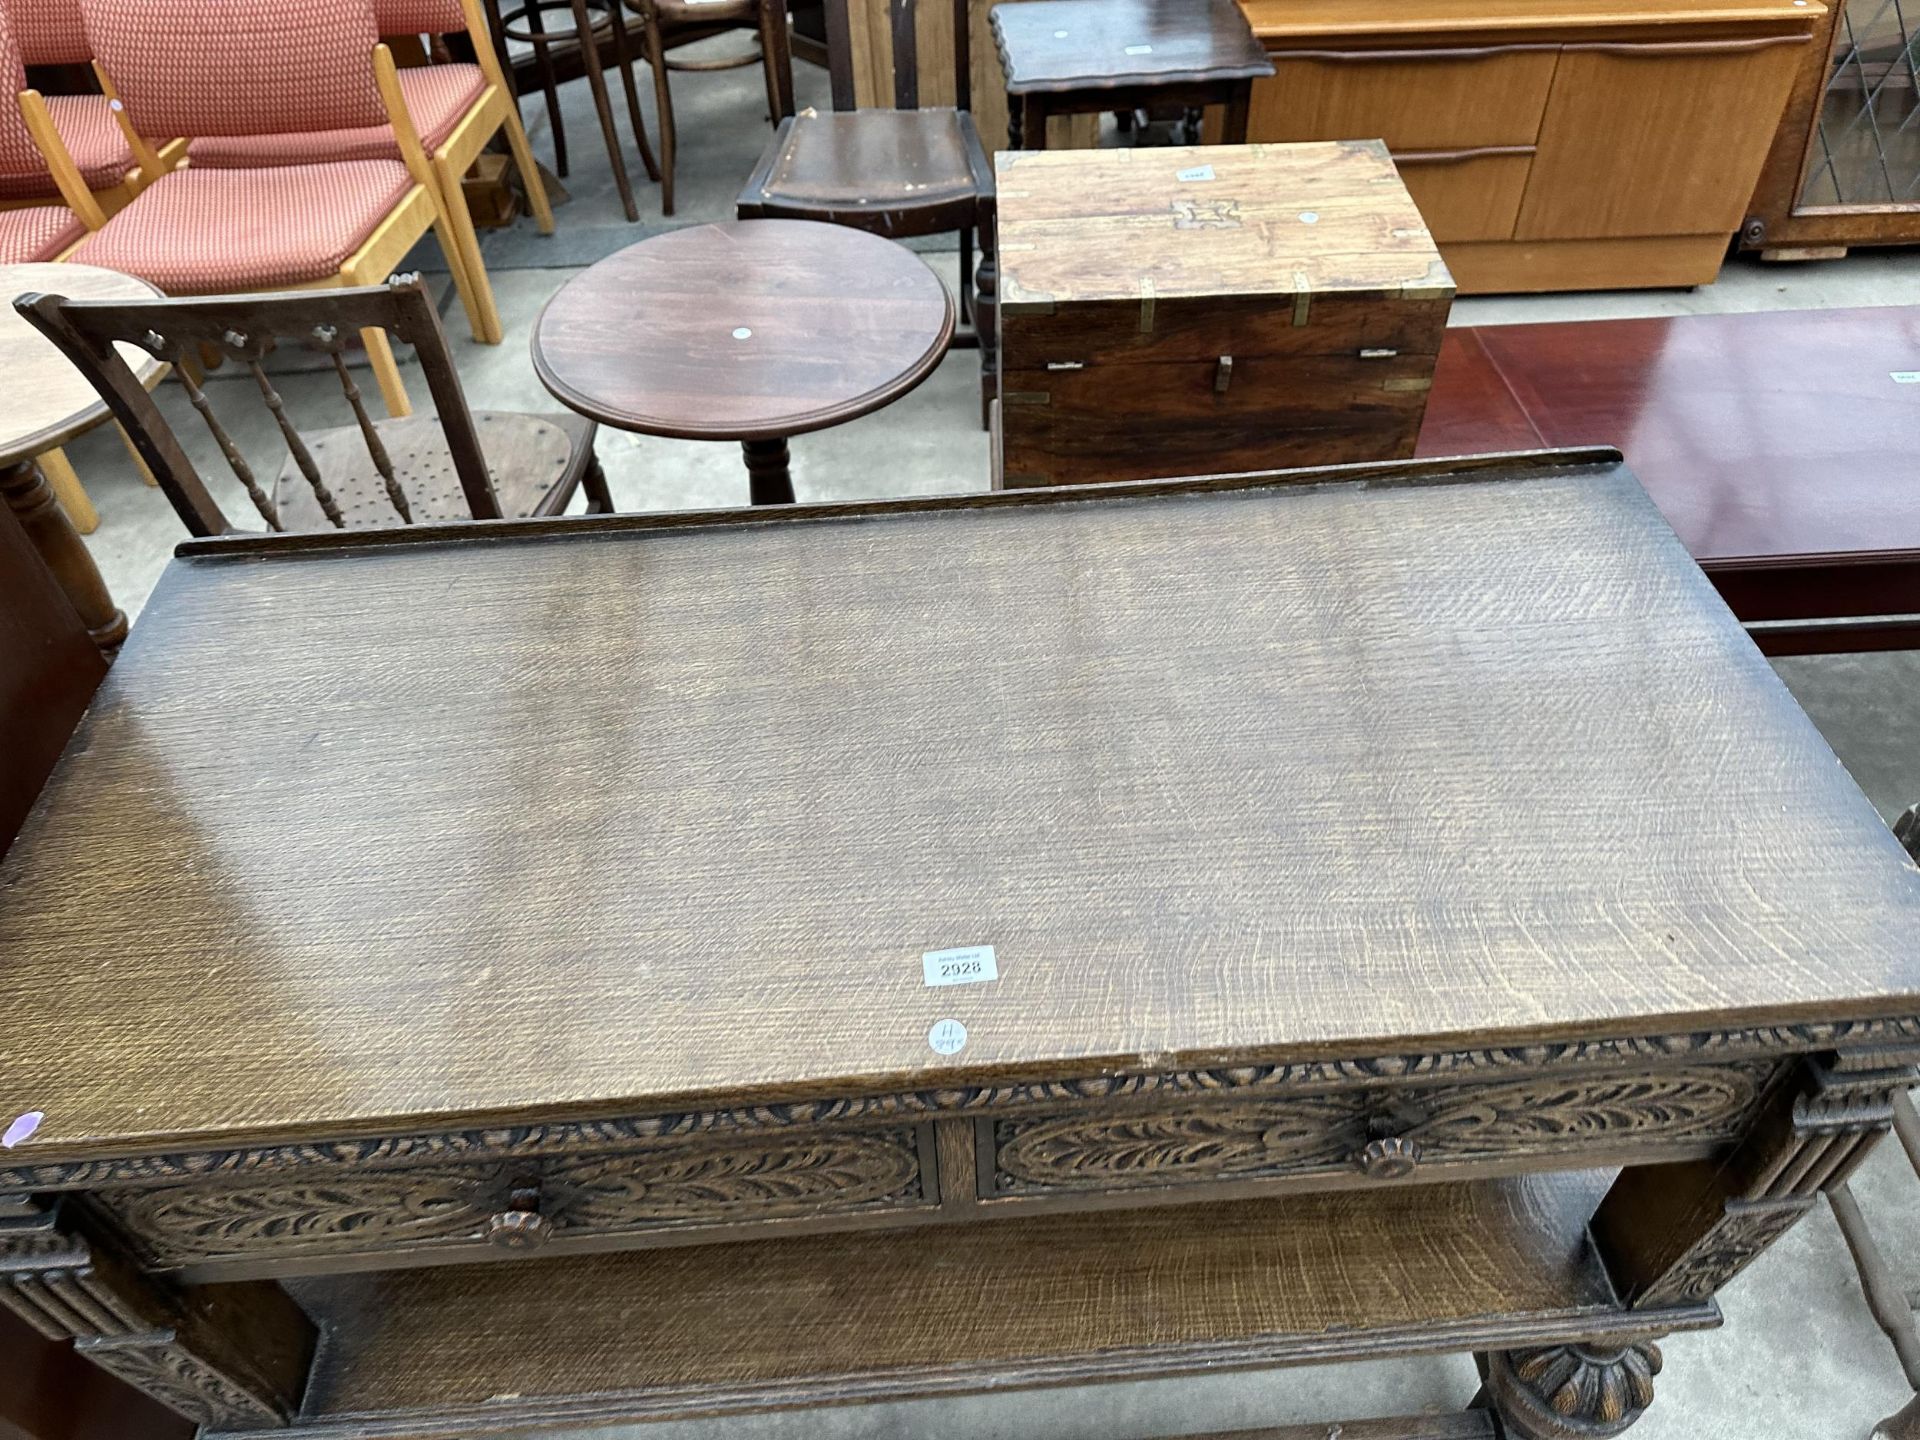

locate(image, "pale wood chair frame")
(24, 44), (504, 419)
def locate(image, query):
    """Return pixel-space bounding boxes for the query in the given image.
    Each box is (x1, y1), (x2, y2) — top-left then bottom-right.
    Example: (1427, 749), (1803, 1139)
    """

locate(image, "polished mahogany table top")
(1419, 304), (1920, 566)
(530, 220), (956, 444)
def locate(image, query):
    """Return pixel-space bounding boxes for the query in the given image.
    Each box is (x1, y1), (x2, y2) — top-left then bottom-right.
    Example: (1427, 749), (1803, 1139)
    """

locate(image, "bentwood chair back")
(17, 278), (609, 536)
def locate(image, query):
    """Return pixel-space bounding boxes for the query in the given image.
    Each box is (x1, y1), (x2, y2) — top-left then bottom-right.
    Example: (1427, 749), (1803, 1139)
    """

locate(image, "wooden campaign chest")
(995, 140), (1454, 487)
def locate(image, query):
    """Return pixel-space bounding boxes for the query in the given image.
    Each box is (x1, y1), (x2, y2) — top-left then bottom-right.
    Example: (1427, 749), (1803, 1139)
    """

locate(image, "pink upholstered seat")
(187, 62), (485, 167)
(0, 0), (132, 200)
(0, 203), (85, 261)
(70, 159), (413, 292)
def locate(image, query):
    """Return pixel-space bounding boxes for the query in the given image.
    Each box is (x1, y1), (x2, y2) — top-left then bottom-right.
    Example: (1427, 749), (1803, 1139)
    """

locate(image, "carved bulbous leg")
(1484, 1340), (1663, 1440)
(741, 437), (795, 506)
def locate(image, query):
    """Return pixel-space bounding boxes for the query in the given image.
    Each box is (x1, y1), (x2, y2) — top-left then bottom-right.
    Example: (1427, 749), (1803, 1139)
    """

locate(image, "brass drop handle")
(486, 1185), (552, 1251)
(1356, 1135), (1422, 1180)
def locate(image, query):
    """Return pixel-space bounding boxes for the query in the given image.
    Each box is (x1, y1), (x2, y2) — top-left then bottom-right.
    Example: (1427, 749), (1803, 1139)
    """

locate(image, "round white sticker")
(928, 1019), (968, 1055)
(1298, 211), (1320, 225)
(732, 326), (753, 340)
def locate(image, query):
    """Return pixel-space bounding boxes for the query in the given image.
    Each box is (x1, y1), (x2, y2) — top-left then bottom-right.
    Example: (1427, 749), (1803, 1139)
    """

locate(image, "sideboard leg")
(1483, 1340), (1664, 1440)
(0, 1196), (313, 1430)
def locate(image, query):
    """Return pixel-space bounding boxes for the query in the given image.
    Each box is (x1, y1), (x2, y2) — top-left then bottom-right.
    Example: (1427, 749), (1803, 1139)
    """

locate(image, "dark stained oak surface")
(1419, 306), (1920, 563)
(530, 220), (955, 442)
(991, 0), (1273, 92)
(3, 455), (1920, 1158)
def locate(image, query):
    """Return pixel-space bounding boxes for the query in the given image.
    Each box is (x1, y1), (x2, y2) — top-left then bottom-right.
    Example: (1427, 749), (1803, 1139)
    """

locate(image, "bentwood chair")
(18, 278), (611, 536)
(735, 0), (993, 424)
(621, 0), (793, 215)
(33, 0), (500, 418)
(481, 0), (658, 223)
(180, 0), (555, 341)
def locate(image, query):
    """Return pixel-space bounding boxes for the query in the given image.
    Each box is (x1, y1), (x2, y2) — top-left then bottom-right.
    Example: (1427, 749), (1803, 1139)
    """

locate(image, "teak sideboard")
(1235, 0), (1824, 293)
(2, 453), (1919, 1440)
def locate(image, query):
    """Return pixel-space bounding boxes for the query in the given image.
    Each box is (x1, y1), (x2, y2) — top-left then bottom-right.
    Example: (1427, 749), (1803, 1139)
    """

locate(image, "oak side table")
(531, 220), (955, 505)
(990, 0), (1274, 149)
(1, 450), (1917, 1440)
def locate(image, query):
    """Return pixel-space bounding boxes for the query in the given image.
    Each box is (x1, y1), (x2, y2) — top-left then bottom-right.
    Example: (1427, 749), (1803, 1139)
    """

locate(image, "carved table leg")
(1594, 1051), (1919, 1309)
(741, 436), (795, 505)
(1483, 1340), (1664, 1439)
(0, 1196), (312, 1430)
(0, 458), (127, 653)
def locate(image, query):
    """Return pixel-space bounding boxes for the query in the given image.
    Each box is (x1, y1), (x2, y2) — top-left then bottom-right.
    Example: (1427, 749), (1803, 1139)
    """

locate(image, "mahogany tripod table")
(2, 451), (1918, 1440)
(531, 220), (955, 505)
(1418, 304), (1920, 656)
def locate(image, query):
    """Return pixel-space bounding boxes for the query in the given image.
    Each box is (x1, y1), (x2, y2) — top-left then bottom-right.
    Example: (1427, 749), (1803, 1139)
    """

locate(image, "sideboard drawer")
(1251, 46), (1558, 151)
(90, 1126), (933, 1271)
(986, 1063), (1780, 1196)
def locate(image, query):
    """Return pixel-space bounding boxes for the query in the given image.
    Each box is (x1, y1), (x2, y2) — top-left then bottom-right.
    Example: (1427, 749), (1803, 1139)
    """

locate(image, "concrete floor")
(42, 44), (1920, 1440)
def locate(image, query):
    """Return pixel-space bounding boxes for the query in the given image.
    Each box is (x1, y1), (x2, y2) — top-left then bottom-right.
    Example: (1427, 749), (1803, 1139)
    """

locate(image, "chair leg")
(958, 225), (974, 328)
(975, 205), (997, 430)
(526, 20), (568, 175)
(570, 0), (640, 221)
(500, 99), (557, 234)
(608, 4), (661, 182)
(360, 325), (412, 418)
(116, 424), (158, 487)
(431, 155), (506, 344)
(37, 448), (97, 534)
(583, 450), (613, 512)
(644, 26), (677, 215)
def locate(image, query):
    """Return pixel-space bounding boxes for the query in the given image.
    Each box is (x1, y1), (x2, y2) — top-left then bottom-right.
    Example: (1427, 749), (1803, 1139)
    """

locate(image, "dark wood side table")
(1417, 305), (1920, 655)
(990, 0), (1274, 150)
(1, 451), (1918, 1440)
(531, 220), (955, 505)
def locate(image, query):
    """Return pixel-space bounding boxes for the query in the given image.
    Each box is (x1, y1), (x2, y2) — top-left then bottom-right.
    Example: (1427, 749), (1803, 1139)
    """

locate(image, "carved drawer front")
(93, 1127), (930, 1270)
(989, 1063), (1780, 1196)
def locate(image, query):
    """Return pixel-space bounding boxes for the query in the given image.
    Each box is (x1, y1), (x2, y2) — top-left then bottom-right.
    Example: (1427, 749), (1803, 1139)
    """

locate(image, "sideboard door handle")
(1563, 35), (1812, 55)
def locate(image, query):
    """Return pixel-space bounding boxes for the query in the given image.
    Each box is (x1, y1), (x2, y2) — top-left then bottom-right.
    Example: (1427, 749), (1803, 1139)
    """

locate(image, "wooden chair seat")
(0, 95), (132, 199)
(0, 205), (85, 262)
(272, 410), (599, 531)
(744, 107), (989, 227)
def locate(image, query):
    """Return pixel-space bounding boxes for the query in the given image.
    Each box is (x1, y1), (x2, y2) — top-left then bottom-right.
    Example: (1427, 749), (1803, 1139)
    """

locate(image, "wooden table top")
(991, 0), (1273, 92)
(4, 452), (1919, 1160)
(996, 143), (1452, 309)
(530, 221), (956, 443)
(0, 263), (165, 465)
(1418, 305), (1920, 565)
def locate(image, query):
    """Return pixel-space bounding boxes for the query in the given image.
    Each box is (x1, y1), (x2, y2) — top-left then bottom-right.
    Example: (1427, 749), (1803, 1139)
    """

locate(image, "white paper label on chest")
(923, 945), (998, 987)
(1892, 371), (1920, 383)
(1176, 165), (1215, 182)
(928, 1018), (969, 1054)
(1124, 43), (1153, 53)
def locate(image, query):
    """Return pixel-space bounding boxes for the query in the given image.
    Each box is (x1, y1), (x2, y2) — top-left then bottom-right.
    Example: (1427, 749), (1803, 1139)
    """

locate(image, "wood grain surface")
(0, 264), (164, 464)
(3, 456), (1919, 1158)
(270, 1176), (1708, 1435)
(1237, 0), (1822, 40)
(990, 0), (1273, 93)
(530, 220), (954, 441)
(996, 142), (1453, 310)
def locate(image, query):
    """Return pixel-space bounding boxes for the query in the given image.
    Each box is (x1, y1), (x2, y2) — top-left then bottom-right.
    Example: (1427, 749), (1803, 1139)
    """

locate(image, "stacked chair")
(0, 0), (151, 223)
(11, 0), (538, 417)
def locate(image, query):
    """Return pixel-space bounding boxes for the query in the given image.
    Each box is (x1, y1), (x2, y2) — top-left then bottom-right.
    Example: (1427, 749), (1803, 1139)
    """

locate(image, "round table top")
(531, 221), (957, 443)
(0, 263), (166, 466)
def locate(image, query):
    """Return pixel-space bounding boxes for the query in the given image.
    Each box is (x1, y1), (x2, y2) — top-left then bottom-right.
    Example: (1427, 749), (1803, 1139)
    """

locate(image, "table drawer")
(1250, 46), (1558, 151)
(986, 1062), (1780, 1196)
(91, 1126), (933, 1271)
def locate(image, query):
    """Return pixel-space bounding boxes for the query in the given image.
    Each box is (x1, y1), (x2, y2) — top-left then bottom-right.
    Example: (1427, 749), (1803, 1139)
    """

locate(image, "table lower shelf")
(247, 1174), (1717, 1439)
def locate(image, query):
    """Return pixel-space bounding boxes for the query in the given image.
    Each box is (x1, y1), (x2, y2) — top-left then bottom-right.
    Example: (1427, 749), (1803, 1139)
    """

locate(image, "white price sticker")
(928, 1019), (969, 1055)
(1123, 42), (1153, 53)
(1176, 164), (1215, 182)
(923, 945), (997, 987)
(1891, 371), (1920, 384)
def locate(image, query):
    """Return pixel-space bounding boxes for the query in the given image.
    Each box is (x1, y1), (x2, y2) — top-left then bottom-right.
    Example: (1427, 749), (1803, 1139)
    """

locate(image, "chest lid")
(996, 141), (1452, 360)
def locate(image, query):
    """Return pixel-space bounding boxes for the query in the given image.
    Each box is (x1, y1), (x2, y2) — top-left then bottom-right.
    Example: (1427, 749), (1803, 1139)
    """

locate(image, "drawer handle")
(1278, 44), (1558, 61)
(486, 1186), (552, 1251)
(1356, 1136), (1422, 1179)
(1563, 35), (1811, 54)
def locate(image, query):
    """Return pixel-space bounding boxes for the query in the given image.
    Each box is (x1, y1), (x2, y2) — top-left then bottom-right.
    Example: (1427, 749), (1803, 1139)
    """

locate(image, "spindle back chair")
(17, 278), (607, 537)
